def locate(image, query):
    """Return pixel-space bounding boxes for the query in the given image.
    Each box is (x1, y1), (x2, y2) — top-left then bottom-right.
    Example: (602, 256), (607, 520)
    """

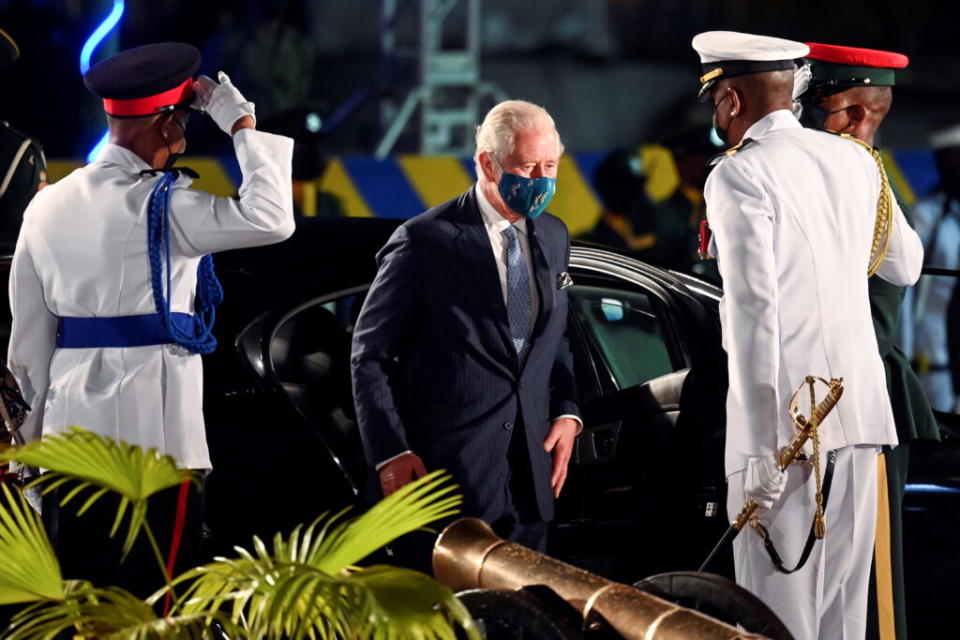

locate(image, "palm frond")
(1, 426), (193, 553)
(176, 561), (477, 640)
(308, 470), (461, 573)
(350, 565), (481, 640)
(4, 581), (242, 640)
(171, 472), (470, 639)
(0, 483), (64, 605)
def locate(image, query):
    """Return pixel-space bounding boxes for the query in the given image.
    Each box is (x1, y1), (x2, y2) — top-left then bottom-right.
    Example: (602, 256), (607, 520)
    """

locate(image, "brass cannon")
(433, 518), (773, 640)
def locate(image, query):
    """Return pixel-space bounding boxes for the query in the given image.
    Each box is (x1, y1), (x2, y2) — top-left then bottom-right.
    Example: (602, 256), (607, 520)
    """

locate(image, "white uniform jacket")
(7, 128), (295, 469)
(705, 110), (923, 476)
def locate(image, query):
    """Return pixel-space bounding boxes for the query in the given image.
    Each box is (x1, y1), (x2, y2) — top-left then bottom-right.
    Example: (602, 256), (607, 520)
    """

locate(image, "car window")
(568, 284), (677, 390)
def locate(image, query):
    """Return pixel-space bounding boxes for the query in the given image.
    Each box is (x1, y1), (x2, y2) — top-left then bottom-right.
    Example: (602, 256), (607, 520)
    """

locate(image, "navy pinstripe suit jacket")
(351, 188), (580, 522)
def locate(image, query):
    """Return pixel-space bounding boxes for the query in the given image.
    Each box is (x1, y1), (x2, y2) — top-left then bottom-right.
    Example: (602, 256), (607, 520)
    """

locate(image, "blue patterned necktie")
(502, 224), (532, 356)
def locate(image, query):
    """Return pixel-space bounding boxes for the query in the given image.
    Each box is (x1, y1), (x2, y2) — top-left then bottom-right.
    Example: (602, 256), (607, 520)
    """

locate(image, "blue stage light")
(905, 483), (960, 494)
(80, 0), (125, 163)
(86, 131), (110, 164)
(79, 0), (125, 74)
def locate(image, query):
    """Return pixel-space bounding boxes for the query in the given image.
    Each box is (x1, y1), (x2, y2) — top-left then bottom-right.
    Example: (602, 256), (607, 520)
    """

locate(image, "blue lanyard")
(145, 170), (222, 354)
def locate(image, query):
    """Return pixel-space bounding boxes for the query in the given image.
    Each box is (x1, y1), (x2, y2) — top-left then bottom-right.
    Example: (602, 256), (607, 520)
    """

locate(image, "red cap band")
(805, 43), (909, 69)
(102, 78), (194, 117)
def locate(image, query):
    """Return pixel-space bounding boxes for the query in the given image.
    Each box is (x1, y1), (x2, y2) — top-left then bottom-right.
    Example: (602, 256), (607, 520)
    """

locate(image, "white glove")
(744, 454), (786, 511)
(192, 71), (256, 135)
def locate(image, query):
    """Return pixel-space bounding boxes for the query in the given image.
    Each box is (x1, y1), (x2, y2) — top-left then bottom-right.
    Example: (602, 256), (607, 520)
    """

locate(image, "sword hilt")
(780, 377), (844, 469)
(733, 499), (759, 531)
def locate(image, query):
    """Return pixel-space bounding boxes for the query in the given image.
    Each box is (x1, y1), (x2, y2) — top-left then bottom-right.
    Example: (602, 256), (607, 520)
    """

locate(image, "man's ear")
(729, 88), (743, 118)
(158, 113), (174, 140)
(478, 151), (499, 183)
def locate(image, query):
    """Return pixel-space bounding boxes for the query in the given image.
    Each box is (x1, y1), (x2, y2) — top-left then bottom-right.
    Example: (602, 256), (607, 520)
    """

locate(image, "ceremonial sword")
(699, 377), (844, 573)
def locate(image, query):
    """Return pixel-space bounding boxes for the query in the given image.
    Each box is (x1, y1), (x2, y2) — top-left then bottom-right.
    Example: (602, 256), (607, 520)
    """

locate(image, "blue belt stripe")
(57, 312), (195, 349)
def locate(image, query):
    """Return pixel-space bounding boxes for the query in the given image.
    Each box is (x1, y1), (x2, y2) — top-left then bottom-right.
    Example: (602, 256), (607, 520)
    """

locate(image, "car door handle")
(575, 420), (622, 466)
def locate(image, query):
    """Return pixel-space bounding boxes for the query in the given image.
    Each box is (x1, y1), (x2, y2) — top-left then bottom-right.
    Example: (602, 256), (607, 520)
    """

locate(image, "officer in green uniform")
(798, 42), (940, 640)
(0, 28), (47, 253)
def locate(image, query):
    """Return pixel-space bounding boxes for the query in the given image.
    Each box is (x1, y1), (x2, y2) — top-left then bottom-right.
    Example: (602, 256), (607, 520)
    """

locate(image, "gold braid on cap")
(841, 134), (893, 277)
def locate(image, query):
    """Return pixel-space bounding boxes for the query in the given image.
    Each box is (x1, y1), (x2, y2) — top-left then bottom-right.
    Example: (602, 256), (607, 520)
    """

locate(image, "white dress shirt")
(475, 184), (540, 322)
(705, 109), (923, 476)
(7, 129), (295, 470)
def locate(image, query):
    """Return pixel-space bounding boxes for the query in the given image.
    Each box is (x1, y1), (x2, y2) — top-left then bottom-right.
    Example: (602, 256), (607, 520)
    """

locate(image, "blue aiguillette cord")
(143, 168), (223, 354)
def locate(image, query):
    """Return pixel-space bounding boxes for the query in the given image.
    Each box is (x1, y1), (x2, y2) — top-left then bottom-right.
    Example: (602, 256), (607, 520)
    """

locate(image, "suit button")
(503, 422), (513, 431)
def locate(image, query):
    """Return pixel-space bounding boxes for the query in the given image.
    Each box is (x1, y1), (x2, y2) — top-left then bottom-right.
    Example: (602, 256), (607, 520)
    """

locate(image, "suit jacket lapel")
(452, 190), (515, 358)
(528, 219), (555, 342)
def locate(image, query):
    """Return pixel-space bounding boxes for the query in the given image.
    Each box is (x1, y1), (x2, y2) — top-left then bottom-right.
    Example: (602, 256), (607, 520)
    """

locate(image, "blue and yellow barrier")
(318, 152), (608, 235)
(47, 148), (940, 236)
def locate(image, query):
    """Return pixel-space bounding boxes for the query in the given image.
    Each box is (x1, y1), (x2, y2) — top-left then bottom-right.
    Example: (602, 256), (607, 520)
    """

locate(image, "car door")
(550, 248), (730, 581)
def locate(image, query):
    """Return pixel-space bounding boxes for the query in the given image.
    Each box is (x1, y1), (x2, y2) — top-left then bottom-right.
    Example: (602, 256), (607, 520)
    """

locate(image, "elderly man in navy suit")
(351, 100), (581, 551)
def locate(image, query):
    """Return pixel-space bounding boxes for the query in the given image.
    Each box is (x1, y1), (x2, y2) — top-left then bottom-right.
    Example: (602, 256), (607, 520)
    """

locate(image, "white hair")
(473, 100), (564, 176)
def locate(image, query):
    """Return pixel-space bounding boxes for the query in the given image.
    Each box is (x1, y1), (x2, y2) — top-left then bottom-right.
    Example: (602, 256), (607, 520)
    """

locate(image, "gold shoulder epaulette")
(708, 137), (755, 166)
(839, 133), (894, 277)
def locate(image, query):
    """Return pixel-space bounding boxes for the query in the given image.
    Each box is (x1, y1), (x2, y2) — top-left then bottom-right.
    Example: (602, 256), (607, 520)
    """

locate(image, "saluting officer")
(693, 31), (923, 639)
(6, 42), (294, 595)
(797, 43), (938, 640)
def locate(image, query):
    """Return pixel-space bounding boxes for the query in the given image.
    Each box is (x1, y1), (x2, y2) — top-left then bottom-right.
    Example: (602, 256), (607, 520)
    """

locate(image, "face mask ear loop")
(162, 115), (187, 169)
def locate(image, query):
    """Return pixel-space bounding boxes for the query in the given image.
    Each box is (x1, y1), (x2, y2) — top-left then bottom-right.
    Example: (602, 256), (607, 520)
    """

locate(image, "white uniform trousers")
(727, 445), (878, 640)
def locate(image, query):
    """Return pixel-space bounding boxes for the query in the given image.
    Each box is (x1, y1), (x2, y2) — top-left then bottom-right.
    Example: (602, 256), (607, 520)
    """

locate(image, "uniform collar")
(742, 109), (801, 140)
(94, 143), (154, 173)
(475, 183), (529, 238)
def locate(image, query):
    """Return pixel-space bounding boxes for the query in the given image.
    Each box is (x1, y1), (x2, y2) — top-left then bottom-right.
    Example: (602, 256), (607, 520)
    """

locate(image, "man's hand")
(543, 417), (579, 498)
(192, 71), (256, 136)
(744, 454), (786, 511)
(378, 452), (428, 497)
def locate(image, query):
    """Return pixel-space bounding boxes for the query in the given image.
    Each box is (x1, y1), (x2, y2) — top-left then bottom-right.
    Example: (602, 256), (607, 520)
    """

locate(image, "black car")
(2, 217), (957, 635)
(194, 217), (731, 576)
(199, 217), (960, 637)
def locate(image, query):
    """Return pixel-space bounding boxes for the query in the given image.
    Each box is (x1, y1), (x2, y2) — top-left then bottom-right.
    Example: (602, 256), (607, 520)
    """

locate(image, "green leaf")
(1, 426), (193, 554)
(0, 483), (64, 605)
(4, 581), (242, 640)
(170, 473), (473, 640)
(308, 470), (462, 574)
(350, 565), (481, 640)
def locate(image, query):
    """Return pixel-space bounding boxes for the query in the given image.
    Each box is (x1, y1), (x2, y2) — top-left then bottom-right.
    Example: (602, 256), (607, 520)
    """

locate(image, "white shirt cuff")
(554, 414), (584, 435)
(376, 450), (412, 471)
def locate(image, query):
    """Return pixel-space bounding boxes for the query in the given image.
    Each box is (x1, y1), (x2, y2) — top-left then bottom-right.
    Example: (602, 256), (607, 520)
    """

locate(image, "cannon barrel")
(433, 518), (770, 640)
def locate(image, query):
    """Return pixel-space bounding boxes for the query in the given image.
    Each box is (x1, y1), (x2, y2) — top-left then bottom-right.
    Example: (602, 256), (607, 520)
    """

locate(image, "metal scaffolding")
(377, 0), (506, 158)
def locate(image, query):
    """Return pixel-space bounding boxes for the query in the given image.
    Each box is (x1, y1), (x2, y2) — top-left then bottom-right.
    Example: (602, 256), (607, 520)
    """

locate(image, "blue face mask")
(497, 172), (557, 219)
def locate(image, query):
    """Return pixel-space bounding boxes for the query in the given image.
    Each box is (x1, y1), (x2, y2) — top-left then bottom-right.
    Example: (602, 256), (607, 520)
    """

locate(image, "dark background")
(1, 0), (958, 160)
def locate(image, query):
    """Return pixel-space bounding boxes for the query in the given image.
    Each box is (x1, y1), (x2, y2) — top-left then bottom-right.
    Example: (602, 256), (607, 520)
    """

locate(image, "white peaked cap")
(692, 31), (809, 101)
(692, 31), (810, 64)
(930, 124), (960, 150)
